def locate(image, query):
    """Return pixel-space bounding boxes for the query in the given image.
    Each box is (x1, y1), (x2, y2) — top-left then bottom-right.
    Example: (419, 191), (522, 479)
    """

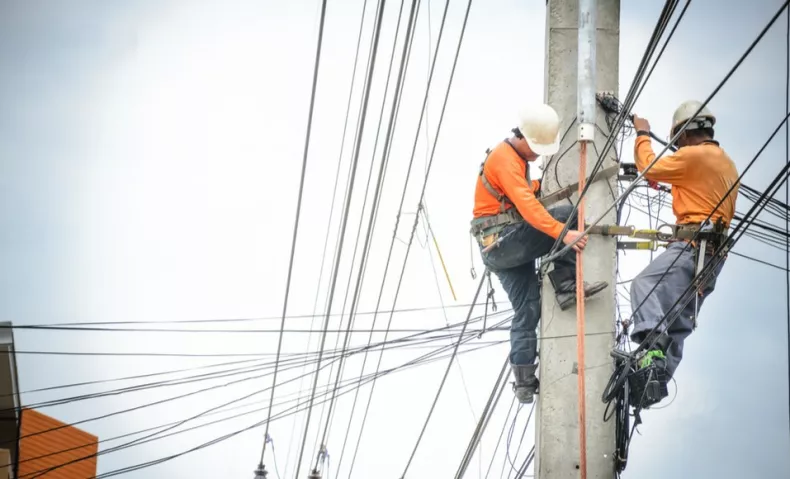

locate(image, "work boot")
(638, 349), (667, 369)
(511, 363), (539, 404)
(547, 267), (608, 311)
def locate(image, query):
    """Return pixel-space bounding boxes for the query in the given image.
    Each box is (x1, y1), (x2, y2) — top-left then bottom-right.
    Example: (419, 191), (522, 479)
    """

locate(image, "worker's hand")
(632, 114), (651, 133)
(562, 230), (588, 253)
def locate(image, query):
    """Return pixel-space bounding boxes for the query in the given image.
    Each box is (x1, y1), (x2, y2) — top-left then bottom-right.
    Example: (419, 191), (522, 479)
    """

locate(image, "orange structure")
(17, 408), (97, 478)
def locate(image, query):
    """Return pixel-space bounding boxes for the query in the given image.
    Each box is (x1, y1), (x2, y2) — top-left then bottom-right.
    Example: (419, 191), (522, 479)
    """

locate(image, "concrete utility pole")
(536, 0), (619, 478)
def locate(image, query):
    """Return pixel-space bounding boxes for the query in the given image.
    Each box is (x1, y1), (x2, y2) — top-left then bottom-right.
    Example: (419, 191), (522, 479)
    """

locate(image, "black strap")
(478, 140), (533, 212)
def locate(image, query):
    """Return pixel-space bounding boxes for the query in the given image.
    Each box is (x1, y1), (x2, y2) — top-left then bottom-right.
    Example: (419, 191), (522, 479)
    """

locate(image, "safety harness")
(469, 140), (531, 243)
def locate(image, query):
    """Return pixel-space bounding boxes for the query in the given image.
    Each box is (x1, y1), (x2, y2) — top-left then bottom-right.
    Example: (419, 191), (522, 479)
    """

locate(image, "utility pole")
(536, 0), (619, 478)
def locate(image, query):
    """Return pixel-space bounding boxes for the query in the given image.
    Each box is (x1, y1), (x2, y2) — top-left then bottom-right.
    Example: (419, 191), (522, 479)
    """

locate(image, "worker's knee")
(547, 204), (577, 226)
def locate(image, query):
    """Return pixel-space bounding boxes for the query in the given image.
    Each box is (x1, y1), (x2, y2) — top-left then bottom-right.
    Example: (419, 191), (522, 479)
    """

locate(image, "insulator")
(307, 470), (322, 479)
(254, 464), (268, 479)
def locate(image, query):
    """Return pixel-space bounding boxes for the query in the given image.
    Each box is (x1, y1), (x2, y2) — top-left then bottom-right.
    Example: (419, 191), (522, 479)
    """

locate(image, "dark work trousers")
(629, 240), (726, 377)
(479, 204), (577, 366)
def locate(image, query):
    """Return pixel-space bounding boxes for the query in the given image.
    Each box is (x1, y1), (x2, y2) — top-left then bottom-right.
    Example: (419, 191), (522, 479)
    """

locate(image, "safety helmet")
(516, 103), (561, 156)
(670, 100), (716, 137)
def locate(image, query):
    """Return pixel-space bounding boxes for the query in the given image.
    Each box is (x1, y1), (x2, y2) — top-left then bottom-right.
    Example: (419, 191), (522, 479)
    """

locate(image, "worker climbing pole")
(595, 89), (739, 474)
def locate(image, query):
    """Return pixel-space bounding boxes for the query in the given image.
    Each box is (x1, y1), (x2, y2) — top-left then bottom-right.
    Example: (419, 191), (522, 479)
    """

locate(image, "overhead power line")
(21, 321), (508, 479)
(260, 0), (328, 471)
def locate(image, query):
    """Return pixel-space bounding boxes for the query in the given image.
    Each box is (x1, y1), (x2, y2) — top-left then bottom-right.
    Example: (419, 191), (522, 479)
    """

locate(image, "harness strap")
(477, 140), (532, 215)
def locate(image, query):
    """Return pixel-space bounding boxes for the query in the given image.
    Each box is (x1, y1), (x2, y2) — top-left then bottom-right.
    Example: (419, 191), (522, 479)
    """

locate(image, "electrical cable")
(454, 357), (509, 479)
(292, 0), (410, 473)
(632, 0), (692, 103)
(10, 333), (510, 473)
(308, 0), (397, 461)
(7, 313), (511, 448)
(313, 0), (418, 466)
(483, 397), (516, 479)
(786, 0), (790, 452)
(258, 0), (328, 470)
(25, 317), (510, 479)
(343, 0), (475, 474)
(21, 303), (484, 328)
(283, 0), (375, 471)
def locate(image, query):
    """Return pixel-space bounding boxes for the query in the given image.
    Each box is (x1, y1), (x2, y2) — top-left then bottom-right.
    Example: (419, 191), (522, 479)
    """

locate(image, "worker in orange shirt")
(470, 103), (608, 404)
(629, 101), (738, 397)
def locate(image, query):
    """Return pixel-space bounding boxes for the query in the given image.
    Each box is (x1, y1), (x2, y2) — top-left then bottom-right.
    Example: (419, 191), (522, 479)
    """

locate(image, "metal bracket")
(578, 123), (595, 142)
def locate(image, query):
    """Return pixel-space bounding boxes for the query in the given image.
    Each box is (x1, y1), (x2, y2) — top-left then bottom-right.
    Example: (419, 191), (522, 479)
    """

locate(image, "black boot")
(547, 267), (608, 311)
(510, 362), (539, 404)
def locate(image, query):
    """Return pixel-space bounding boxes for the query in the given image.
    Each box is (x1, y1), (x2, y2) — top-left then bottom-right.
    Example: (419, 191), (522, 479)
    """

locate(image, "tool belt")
(469, 208), (523, 248)
(666, 219), (729, 256)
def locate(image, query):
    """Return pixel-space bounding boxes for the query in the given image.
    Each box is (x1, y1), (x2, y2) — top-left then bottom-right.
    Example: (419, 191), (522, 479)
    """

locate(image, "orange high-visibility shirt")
(472, 141), (566, 239)
(634, 134), (739, 227)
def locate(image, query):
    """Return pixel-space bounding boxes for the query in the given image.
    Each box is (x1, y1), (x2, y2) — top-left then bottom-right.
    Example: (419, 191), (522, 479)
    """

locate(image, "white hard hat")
(517, 103), (561, 156)
(671, 100), (716, 136)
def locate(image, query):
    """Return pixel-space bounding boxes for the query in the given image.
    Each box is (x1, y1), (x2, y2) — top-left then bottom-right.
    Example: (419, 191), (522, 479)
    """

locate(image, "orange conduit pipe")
(577, 142), (588, 479)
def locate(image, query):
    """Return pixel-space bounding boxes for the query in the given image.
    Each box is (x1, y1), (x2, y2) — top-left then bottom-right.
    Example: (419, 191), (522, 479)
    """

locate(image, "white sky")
(1, 0), (789, 478)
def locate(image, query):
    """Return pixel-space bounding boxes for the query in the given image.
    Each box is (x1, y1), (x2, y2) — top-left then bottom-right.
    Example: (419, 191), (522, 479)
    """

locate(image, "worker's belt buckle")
(480, 233), (498, 248)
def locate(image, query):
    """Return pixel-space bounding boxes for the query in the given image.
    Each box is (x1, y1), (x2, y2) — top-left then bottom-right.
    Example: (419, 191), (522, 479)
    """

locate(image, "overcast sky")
(1, 0), (789, 478)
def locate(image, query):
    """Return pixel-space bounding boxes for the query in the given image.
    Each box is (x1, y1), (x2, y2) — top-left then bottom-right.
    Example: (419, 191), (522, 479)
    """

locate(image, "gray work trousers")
(479, 205), (577, 366)
(629, 240), (726, 377)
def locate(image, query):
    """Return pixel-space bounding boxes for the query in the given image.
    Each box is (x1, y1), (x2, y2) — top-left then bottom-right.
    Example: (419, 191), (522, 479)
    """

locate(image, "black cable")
(12, 324), (496, 414)
(8, 314), (508, 446)
(334, 0), (428, 470)
(340, 0), (438, 472)
(786, 0), (790, 451)
(505, 401), (534, 477)
(293, 0), (410, 472)
(286, 0), (374, 468)
(23, 303), (484, 328)
(632, 0), (691, 102)
(454, 358), (509, 478)
(11, 333), (511, 473)
(314, 0), (417, 464)
(307, 0), (392, 460)
(5, 324), (506, 334)
(259, 0), (328, 469)
(4, 357), (267, 399)
(318, 1), (414, 461)
(483, 397), (516, 479)
(349, 0), (476, 473)
(27, 318), (509, 479)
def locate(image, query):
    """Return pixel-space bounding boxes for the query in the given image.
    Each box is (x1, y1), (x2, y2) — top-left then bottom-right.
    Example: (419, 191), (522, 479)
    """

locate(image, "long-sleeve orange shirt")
(473, 141), (566, 239)
(634, 134), (739, 227)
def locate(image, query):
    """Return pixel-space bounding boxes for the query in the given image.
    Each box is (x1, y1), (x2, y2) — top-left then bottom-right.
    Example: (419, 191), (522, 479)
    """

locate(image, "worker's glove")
(533, 179), (542, 198)
(646, 179), (659, 190)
